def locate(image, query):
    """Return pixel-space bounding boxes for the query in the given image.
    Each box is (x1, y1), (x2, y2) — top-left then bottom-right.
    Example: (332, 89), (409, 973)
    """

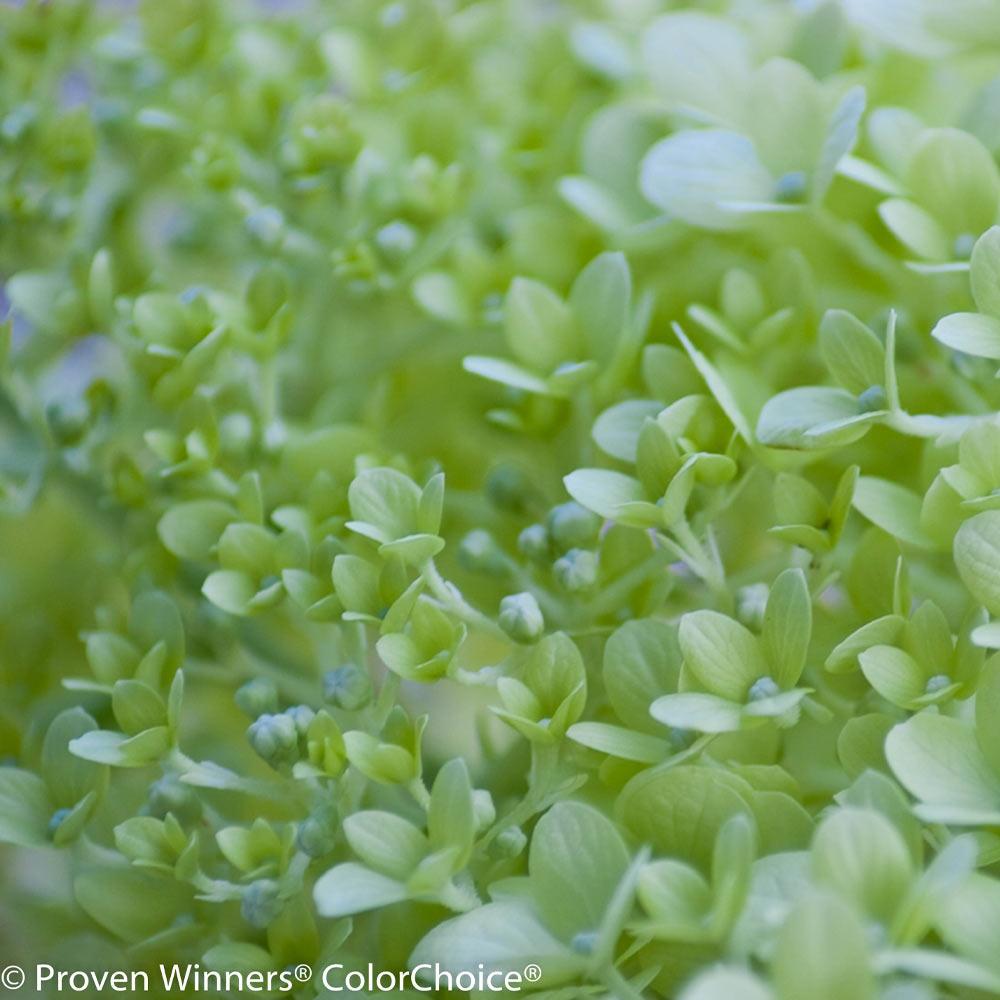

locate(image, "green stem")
(421, 559), (509, 641)
(601, 964), (647, 1000)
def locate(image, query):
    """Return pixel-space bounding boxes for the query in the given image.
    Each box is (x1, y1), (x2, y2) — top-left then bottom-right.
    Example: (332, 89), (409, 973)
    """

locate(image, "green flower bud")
(736, 583), (769, 631)
(485, 464), (535, 514)
(323, 664), (373, 711)
(457, 529), (507, 575)
(498, 591), (544, 644)
(492, 825), (527, 860)
(297, 803), (339, 858)
(246, 713), (299, 768)
(517, 523), (550, 562)
(472, 789), (496, 833)
(553, 548), (598, 593)
(235, 677), (279, 719)
(287, 705), (316, 739)
(547, 502), (601, 552)
(374, 221), (418, 264)
(241, 879), (283, 929)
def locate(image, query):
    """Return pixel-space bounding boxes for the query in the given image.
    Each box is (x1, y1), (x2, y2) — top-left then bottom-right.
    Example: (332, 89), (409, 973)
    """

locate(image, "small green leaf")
(504, 277), (576, 372)
(570, 251), (631, 365)
(313, 862), (408, 918)
(772, 892), (875, 1000)
(428, 759), (475, 863)
(819, 310), (886, 394)
(811, 808), (913, 920)
(567, 722), (671, 762)
(650, 692), (744, 733)
(955, 510), (1000, 614)
(886, 713), (1000, 823)
(679, 610), (767, 701)
(640, 130), (773, 231)
(971, 225), (1000, 316)
(761, 568), (811, 688)
(756, 386), (882, 449)
(0, 769), (51, 847)
(603, 619), (682, 733)
(563, 468), (645, 520)
(410, 901), (582, 986)
(853, 476), (934, 549)
(463, 356), (552, 395)
(932, 312), (1000, 360)
(158, 501), (234, 561)
(530, 801), (630, 940)
(617, 766), (752, 871)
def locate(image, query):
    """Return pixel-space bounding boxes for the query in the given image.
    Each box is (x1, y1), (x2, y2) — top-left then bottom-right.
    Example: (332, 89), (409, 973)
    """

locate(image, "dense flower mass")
(8, 0), (1000, 997)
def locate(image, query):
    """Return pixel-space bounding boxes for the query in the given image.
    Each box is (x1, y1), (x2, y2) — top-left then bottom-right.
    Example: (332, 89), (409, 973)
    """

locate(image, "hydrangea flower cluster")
(7, 1), (1000, 997)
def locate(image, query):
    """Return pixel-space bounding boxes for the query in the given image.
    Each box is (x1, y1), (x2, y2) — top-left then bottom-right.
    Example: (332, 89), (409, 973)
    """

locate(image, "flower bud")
(286, 705), (316, 739)
(323, 664), (373, 711)
(498, 592), (544, 644)
(241, 879), (283, 929)
(472, 789), (496, 833)
(235, 677), (279, 719)
(492, 825), (527, 860)
(548, 502), (601, 552)
(246, 713), (299, 768)
(553, 548), (599, 593)
(374, 220), (418, 264)
(297, 804), (339, 858)
(485, 464), (534, 514)
(457, 529), (507, 575)
(736, 583), (769, 631)
(517, 523), (549, 562)
(857, 385), (887, 413)
(47, 808), (73, 841)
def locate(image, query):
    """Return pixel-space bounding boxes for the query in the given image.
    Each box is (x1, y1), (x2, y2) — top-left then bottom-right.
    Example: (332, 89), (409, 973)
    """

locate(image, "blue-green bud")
(498, 592), (544, 644)
(297, 804), (339, 858)
(323, 664), (373, 711)
(748, 676), (781, 702)
(241, 879), (283, 929)
(774, 170), (808, 203)
(857, 385), (888, 413)
(374, 220), (418, 263)
(235, 677), (279, 719)
(517, 523), (550, 562)
(553, 548), (599, 593)
(286, 705), (316, 739)
(247, 713), (299, 767)
(547, 502), (601, 552)
(457, 529), (507, 575)
(485, 464), (535, 514)
(736, 583), (769, 631)
(47, 808), (73, 841)
(953, 233), (977, 260)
